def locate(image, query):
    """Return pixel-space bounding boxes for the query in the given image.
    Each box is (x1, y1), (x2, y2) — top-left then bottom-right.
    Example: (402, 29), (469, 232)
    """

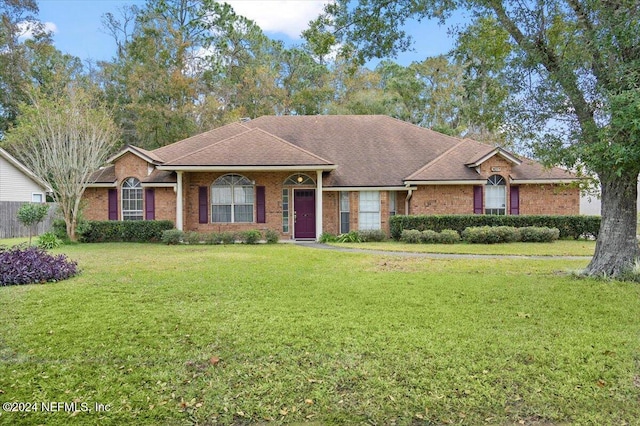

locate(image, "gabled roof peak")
(107, 145), (164, 165)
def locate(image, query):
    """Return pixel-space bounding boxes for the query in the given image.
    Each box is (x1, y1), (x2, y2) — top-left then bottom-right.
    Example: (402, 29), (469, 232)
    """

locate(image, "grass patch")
(0, 237), (30, 247)
(0, 243), (638, 425)
(331, 239), (596, 256)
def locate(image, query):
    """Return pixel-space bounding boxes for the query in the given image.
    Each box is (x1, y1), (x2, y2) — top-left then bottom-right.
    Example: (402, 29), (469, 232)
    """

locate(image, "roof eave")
(465, 148), (522, 168)
(323, 186), (416, 191)
(405, 180), (488, 185)
(510, 179), (578, 184)
(141, 182), (177, 188)
(107, 146), (163, 165)
(156, 164), (337, 172)
(85, 182), (117, 188)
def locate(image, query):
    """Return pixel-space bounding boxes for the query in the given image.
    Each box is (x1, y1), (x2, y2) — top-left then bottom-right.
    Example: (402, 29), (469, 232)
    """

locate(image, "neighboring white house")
(580, 182), (640, 216)
(0, 147), (51, 202)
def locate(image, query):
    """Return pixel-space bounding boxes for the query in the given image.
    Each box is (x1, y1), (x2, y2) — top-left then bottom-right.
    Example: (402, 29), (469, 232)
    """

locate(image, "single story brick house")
(83, 115), (579, 240)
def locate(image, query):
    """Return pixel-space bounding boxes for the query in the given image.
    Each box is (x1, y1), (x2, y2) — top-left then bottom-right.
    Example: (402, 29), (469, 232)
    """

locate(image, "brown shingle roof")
(146, 115), (577, 186)
(510, 158), (577, 181)
(163, 128), (334, 167)
(153, 122), (249, 162)
(244, 115), (460, 186)
(141, 170), (176, 184)
(87, 165), (116, 184)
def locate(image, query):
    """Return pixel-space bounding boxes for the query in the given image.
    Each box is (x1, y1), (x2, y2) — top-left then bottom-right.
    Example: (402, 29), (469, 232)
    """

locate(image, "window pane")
(359, 191), (380, 212)
(212, 205), (231, 222)
(234, 186), (254, 204)
(359, 212), (380, 230)
(359, 191), (380, 230)
(340, 212), (350, 234)
(485, 185), (506, 209)
(122, 177), (143, 221)
(340, 192), (349, 212)
(389, 192), (396, 214)
(212, 187), (232, 204)
(282, 189), (289, 232)
(234, 205), (253, 222)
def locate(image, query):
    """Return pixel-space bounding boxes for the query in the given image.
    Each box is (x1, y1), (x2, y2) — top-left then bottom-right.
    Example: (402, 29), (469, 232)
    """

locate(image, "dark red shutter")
(108, 188), (118, 220)
(473, 186), (483, 214)
(256, 186), (266, 223)
(145, 188), (155, 220)
(198, 186), (208, 224)
(510, 186), (520, 215)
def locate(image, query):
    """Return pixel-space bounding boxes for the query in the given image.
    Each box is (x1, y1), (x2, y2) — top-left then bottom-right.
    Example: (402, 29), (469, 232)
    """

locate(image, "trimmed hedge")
(461, 226), (521, 244)
(390, 214), (599, 240)
(161, 229), (280, 245)
(400, 229), (461, 244)
(79, 220), (174, 243)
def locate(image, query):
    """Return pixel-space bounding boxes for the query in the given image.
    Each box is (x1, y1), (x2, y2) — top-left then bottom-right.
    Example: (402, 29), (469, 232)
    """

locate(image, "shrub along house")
(83, 115), (580, 240)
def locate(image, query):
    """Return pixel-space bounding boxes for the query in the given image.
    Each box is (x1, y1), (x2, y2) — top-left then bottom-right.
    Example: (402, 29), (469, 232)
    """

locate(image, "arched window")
(211, 174), (254, 223)
(283, 173), (315, 186)
(485, 174), (506, 215)
(122, 177), (143, 220)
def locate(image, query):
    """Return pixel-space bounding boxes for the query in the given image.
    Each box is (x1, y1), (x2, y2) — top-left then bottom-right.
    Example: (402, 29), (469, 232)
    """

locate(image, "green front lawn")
(0, 243), (638, 425)
(331, 239), (596, 256)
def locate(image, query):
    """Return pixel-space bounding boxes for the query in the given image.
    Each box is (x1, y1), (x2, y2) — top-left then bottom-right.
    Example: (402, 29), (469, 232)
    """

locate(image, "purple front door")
(294, 189), (316, 239)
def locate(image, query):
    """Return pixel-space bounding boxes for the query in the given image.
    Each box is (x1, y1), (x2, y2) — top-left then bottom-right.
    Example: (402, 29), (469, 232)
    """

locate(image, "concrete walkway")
(293, 241), (592, 261)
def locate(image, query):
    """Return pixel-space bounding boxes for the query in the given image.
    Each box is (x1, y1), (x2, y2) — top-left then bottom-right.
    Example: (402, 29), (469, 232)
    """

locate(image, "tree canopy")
(308, 0), (640, 276)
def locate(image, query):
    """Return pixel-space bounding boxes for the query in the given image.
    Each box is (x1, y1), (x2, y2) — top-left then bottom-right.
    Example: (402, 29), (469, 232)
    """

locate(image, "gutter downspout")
(405, 185), (413, 215)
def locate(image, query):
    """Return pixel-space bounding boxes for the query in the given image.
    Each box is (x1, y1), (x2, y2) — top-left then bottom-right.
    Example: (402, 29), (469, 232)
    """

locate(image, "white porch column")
(316, 170), (323, 241)
(176, 171), (184, 231)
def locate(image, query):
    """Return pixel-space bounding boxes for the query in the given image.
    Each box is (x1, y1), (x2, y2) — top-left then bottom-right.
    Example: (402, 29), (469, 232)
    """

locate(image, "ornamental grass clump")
(0, 245), (78, 286)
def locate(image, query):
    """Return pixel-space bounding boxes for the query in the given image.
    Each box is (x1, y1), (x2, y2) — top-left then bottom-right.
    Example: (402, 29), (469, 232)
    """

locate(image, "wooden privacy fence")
(0, 202), (58, 239)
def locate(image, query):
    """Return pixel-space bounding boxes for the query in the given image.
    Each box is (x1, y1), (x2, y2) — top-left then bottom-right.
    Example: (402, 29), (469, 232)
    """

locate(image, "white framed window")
(212, 174), (254, 223)
(31, 193), (44, 203)
(340, 192), (350, 234)
(359, 191), (380, 230)
(284, 173), (315, 186)
(122, 177), (143, 220)
(485, 175), (506, 215)
(282, 189), (289, 233)
(389, 191), (397, 216)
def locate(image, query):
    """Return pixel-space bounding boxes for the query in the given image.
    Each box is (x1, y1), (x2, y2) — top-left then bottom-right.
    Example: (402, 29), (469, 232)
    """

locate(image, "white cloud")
(221, 1), (329, 39)
(17, 21), (58, 40)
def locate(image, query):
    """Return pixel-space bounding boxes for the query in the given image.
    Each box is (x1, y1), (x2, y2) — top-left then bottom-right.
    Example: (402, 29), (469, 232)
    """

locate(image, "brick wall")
(153, 187), (176, 222)
(478, 156), (513, 179)
(115, 152), (149, 181)
(184, 171), (301, 238)
(323, 191), (339, 235)
(408, 155), (579, 216)
(82, 187), (109, 221)
(408, 183), (579, 216)
(82, 153), (178, 224)
(519, 184), (579, 215)
(410, 185), (475, 215)
(324, 190), (402, 236)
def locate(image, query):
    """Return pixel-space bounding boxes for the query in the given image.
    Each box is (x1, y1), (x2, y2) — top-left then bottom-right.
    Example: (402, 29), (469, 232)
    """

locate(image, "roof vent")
(240, 117), (251, 123)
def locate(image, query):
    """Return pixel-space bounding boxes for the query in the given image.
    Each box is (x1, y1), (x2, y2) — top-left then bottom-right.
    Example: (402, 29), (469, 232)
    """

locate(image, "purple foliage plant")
(0, 245), (79, 286)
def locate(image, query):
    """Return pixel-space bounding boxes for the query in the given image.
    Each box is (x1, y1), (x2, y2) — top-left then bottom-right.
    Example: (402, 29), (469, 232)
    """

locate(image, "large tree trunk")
(586, 172), (640, 277)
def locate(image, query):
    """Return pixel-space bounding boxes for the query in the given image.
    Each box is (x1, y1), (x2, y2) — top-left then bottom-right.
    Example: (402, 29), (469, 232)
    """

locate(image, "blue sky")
(36, 0), (461, 66)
